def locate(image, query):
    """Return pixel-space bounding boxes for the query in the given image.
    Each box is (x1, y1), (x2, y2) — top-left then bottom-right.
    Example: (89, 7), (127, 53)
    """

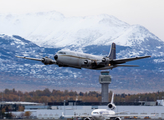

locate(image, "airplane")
(16, 43), (151, 70)
(62, 93), (155, 120)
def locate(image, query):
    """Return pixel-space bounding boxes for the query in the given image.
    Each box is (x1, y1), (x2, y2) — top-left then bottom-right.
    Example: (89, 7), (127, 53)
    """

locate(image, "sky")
(0, 0), (164, 41)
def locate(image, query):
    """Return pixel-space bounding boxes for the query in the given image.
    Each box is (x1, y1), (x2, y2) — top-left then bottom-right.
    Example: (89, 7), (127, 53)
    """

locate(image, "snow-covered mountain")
(0, 34), (164, 92)
(0, 11), (162, 48)
(0, 11), (164, 92)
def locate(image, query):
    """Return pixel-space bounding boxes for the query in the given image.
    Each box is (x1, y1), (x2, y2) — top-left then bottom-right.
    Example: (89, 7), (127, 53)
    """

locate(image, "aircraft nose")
(54, 55), (58, 60)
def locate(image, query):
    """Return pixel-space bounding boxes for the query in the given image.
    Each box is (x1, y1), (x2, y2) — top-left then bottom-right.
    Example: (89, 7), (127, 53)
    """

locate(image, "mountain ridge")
(0, 11), (162, 48)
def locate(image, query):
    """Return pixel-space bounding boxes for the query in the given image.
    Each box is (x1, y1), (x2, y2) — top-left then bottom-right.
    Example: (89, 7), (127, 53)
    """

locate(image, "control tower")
(99, 71), (111, 102)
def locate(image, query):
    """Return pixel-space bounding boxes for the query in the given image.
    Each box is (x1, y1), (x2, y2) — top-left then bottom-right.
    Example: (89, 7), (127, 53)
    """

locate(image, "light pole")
(64, 100), (66, 115)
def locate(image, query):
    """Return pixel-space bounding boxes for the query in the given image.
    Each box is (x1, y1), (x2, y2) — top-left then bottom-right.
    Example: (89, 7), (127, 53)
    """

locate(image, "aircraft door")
(77, 53), (82, 67)
(66, 52), (79, 67)
(57, 51), (79, 67)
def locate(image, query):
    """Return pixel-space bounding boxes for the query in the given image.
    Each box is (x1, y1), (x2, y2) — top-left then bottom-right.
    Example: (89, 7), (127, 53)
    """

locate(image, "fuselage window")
(99, 111), (108, 115)
(104, 111), (109, 114)
(58, 52), (66, 54)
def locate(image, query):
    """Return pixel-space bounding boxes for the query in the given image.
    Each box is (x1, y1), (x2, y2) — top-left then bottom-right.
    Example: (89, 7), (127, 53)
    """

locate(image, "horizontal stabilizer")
(116, 65), (139, 67)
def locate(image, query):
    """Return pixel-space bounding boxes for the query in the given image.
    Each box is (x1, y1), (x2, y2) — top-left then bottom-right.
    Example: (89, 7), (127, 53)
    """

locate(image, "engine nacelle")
(42, 57), (54, 65)
(84, 117), (91, 120)
(115, 117), (121, 120)
(83, 60), (92, 65)
(102, 57), (110, 64)
(107, 103), (116, 110)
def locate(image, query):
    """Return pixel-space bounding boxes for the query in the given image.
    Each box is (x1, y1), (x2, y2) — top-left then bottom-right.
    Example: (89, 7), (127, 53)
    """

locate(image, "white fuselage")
(55, 50), (113, 70)
(91, 109), (115, 120)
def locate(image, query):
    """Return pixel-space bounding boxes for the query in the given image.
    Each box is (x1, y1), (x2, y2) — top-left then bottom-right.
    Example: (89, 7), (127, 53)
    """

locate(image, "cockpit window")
(93, 112), (99, 114)
(58, 51), (66, 54)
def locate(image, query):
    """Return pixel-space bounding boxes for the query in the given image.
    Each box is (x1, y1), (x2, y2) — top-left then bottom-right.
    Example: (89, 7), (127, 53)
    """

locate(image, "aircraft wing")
(16, 56), (57, 65)
(115, 65), (139, 67)
(112, 56), (151, 64)
(16, 56), (43, 61)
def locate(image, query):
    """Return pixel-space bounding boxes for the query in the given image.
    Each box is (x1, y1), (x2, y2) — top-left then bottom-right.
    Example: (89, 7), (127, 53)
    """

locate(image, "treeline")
(114, 91), (164, 103)
(0, 88), (164, 103)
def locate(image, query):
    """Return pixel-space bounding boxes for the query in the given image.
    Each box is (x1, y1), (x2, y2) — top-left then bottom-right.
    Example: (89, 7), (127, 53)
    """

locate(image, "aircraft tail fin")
(111, 92), (114, 103)
(62, 112), (64, 117)
(108, 43), (116, 59)
(107, 92), (116, 110)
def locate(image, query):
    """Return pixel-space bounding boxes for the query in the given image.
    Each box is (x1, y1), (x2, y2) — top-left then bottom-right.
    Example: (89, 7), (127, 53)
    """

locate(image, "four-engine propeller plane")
(16, 43), (150, 70)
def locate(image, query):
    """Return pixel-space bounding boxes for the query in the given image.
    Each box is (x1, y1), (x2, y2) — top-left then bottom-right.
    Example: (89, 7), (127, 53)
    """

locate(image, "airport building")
(1, 100), (164, 119)
(21, 100), (164, 119)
